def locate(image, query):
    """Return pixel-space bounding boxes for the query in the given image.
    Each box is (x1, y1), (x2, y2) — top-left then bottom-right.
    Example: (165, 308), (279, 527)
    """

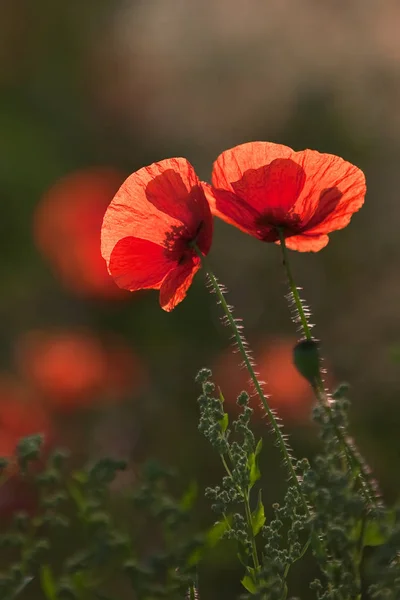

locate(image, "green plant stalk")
(277, 229), (380, 510)
(192, 246), (332, 570)
(220, 451), (260, 573)
(201, 258), (305, 505)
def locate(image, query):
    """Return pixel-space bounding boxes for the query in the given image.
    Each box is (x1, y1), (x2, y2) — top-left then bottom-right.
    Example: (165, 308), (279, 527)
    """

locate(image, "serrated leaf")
(241, 569), (257, 594)
(40, 565), (57, 600)
(251, 490), (266, 536)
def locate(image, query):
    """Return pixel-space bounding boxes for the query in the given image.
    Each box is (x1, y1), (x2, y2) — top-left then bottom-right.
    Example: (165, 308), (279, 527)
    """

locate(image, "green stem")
(277, 229), (380, 510)
(193, 247), (317, 513)
(223, 447), (261, 574)
(193, 246), (330, 572)
(278, 230), (312, 340)
(220, 441), (261, 572)
(243, 489), (261, 571)
(202, 258), (306, 505)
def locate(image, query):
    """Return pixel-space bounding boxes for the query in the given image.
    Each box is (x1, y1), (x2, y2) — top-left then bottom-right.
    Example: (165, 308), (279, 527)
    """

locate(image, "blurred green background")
(1, 1), (400, 597)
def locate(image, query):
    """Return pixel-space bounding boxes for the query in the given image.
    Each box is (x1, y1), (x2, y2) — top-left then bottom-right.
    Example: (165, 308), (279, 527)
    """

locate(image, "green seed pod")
(293, 339), (320, 385)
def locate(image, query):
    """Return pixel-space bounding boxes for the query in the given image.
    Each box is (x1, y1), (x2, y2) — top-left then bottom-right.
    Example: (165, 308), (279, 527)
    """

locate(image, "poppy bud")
(293, 339), (320, 385)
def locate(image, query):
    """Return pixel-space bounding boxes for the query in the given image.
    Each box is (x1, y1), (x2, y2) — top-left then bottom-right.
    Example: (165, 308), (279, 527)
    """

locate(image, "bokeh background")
(1, 0), (400, 597)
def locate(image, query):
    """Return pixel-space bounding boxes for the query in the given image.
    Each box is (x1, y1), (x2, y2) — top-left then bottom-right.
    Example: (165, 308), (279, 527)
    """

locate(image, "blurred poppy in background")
(0, 375), (51, 461)
(15, 330), (147, 411)
(0, 376), (51, 517)
(101, 158), (213, 311)
(212, 337), (323, 422)
(205, 141), (366, 251)
(34, 168), (129, 299)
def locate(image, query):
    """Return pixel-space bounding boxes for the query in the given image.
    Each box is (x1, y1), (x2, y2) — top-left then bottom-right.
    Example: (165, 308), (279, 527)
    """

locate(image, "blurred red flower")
(0, 376), (52, 460)
(34, 168), (128, 299)
(0, 377), (52, 516)
(101, 158), (213, 311)
(205, 141), (366, 251)
(15, 330), (146, 411)
(213, 337), (326, 422)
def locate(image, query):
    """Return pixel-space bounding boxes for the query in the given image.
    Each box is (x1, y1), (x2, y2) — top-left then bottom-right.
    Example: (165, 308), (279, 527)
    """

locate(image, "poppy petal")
(202, 183), (262, 237)
(292, 149), (366, 233)
(145, 163), (212, 237)
(108, 237), (173, 291)
(102, 158), (206, 265)
(280, 233), (329, 252)
(159, 258), (200, 312)
(212, 141), (294, 192)
(230, 158), (305, 214)
(209, 142), (366, 251)
(209, 142), (304, 230)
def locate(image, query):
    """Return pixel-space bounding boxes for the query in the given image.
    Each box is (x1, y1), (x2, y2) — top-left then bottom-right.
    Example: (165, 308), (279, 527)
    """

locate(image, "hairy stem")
(277, 229), (381, 510)
(202, 260), (305, 503)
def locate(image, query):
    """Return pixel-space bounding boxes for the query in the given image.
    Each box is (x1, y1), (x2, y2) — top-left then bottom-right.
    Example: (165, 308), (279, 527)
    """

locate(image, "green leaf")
(180, 481), (198, 510)
(188, 517), (232, 565)
(241, 568), (257, 594)
(255, 438), (262, 457)
(72, 470), (88, 484)
(251, 490), (266, 536)
(219, 412), (229, 434)
(206, 517), (231, 547)
(351, 510), (396, 548)
(364, 511), (396, 546)
(40, 565), (57, 600)
(67, 482), (86, 513)
(248, 453), (261, 489)
(237, 542), (250, 567)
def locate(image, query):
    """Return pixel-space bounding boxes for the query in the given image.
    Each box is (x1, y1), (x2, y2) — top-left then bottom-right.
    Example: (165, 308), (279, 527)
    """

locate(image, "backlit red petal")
(291, 149), (366, 233)
(202, 183), (262, 237)
(230, 158), (305, 214)
(210, 142), (303, 231)
(145, 161), (212, 236)
(210, 142), (366, 250)
(159, 258), (200, 312)
(280, 233), (329, 252)
(212, 141), (294, 192)
(108, 237), (173, 291)
(102, 158), (204, 265)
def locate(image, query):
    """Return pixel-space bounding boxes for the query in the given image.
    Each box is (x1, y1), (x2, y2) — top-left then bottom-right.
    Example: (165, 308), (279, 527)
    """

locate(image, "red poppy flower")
(34, 168), (128, 299)
(15, 330), (147, 411)
(101, 158), (213, 311)
(204, 141), (366, 251)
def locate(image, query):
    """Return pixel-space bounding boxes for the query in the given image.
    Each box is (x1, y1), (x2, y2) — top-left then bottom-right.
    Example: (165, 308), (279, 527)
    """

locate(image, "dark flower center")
(255, 210), (302, 240)
(163, 221), (204, 263)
